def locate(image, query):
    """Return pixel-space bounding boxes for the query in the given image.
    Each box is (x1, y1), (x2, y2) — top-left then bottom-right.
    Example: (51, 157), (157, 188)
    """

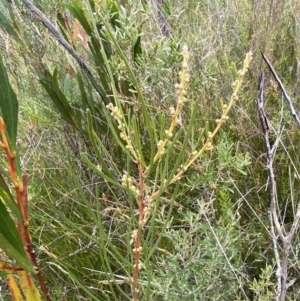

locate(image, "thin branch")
(256, 71), (300, 301)
(20, 0), (88, 71)
(261, 52), (300, 127)
(268, 209), (282, 298)
(257, 72), (284, 300)
(257, 73), (283, 235)
(19, 0), (107, 101)
(287, 203), (300, 242)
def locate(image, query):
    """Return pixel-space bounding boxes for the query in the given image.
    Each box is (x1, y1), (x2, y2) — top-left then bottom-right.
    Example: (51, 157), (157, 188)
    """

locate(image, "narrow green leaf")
(0, 4), (22, 44)
(81, 152), (124, 189)
(0, 54), (18, 151)
(236, 168), (247, 176)
(0, 200), (33, 272)
(39, 67), (77, 128)
(76, 73), (89, 111)
(63, 73), (71, 95)
(107, 0), (121, 29)
(86, 109), (117, 179)
(52, 68), (76, 118)
(132, 32), (142, 63)
(56, 11), (72, 44)
(63, 2), (112, 103)
(0, 174), (22, 221)
(63, 3), (92, 36)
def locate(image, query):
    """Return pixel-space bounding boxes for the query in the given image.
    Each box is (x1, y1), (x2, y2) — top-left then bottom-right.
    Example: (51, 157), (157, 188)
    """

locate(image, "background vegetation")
(1, 0), (300, 300)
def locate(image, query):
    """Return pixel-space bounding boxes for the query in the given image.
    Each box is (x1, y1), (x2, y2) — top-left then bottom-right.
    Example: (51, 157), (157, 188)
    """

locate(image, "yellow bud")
(182, 44), (188, 53)
(182, 62), (188, 69)
(237, 70), (244, 77)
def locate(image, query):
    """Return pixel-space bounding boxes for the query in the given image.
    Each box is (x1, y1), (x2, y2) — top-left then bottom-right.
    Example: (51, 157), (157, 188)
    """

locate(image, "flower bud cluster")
(231, 51), (253, 94)
(230, 51), (253, 103)
(176, 164), (187, 173)
(175, 78), (190, 105)
(152, 45), (190, 165)
(133, 246), (143, 253)
(156, 140), (165, 157)
(143, 199), (153, 223)
(106, 103), (137, 159)
(215, 114), (230, 126)
(122, 173), (139, 196)
(238, 51), (253, 78)
(205, 141), (214, 151)
(165, 130), (173, 139)
(106, 103), (121, 121)
(133, 261), (142, 271)
(130, 229), (138, 245)
(173, 45), (190, 120)
(222, 103), (228, 114)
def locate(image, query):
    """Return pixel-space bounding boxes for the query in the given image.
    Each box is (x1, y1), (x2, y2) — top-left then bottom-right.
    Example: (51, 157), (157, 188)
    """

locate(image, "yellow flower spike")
(175, 118), (181, 125)
(165, 51), (252, 185)
(106, 103), (113, 110)
(148, 45), (190, 169)
(177, 98), (183, 105)
(182, 62), (188, 69)
(106, 103), (138, 160)
(157, 140), (163, 147)
(237, 69), (244, 77)
(182, 45), (188, 53)
(169, 107), (175, 115)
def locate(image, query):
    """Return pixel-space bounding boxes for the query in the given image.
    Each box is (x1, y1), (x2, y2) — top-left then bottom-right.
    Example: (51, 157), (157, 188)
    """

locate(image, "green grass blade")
(0, 174), (22, 221)
(0, 54), (18, 151)
(0, 199), (33, 272)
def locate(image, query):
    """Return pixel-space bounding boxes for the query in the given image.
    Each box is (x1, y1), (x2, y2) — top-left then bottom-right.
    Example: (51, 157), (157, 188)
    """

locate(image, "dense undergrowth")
(1, 0), (300, 300)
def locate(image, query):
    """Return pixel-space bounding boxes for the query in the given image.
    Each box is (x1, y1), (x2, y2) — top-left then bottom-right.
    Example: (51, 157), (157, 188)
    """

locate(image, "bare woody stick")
(261, 52), (300, 127)
(19, 0), (107, 102)
(257, 72), (300, 301)
(20, 0), (89, 72)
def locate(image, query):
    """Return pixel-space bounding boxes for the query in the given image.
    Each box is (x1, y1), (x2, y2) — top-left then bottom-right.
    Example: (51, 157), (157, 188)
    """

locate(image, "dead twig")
(19, 0), (107, 102)
(261, 52), (300, 127)
(257, 72), (300, 301)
